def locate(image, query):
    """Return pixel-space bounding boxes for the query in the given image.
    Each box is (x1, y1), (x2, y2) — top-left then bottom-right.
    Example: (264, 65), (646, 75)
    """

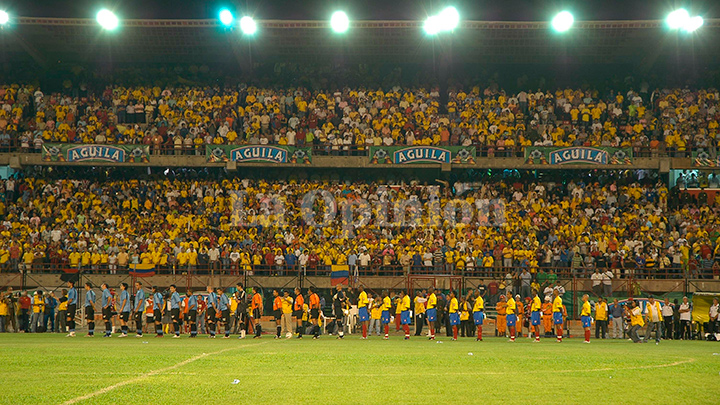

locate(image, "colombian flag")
(129, 263), (156, 277)
(331, 265), (349, 286)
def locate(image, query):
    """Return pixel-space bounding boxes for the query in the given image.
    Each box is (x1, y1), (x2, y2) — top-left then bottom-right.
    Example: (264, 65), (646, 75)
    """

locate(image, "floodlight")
(682, 16), (703, 33)
(0, 11), (9, 25)
(424, 15), (442, 35)
(551, 11), (574, 33)
(666, 9), (690, 30)
(438, 6), (460, 31)
(219, 9), (234, 27)
(96, 9), (119, 31)
(330, 11), (349, 33)
(240, 16), (257, 35)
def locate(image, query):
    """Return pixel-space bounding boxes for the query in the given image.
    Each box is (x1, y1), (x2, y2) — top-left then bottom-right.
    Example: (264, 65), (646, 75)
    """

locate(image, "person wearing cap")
(496, 295), (507, 337)
(506, 294), (517, 342)
(472, 289), (485, 341)
(530, 289), (542, 342)
(552, 288), (564, 343)
(580, 294), (592, 343)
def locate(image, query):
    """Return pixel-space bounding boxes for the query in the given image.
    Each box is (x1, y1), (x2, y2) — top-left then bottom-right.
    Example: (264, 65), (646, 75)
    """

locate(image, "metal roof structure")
(1, 17), (719, 66)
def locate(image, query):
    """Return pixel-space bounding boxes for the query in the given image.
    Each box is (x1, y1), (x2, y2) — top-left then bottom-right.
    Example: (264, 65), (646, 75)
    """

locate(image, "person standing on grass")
(627, 301), (644, 343)
(333, 285), (347, 339)
(381, 290), (392, 340)
(133, 282), (145, 337)
(472, 289), (485, 341)
(552, 288), (564, 343)
(708, 298), (719, 336)
(117, 283), (131, 338)
(357, 286), (369, 339)
(644, 296), (662, 344)
(580, 294), (592, 343)
(292, 287), (304, 339)
(594, 297), (608, 339)
(425, 288), (437, 340)
(235, 283), (248, 339)
(610, 299), (624, 339)
(100, 284), (113, 337)
(31, 291), (44, 333)
(84, 283), (96, 337)
(217, 288), (231, 339)
(399, 290), (411, 340)
(506, 293), (517, 342)
(252, 287), (264, 339)
(448, 290), (460, 341)
(678, 297), (693, 340)
(529, 289), (541, 342)
(370, 295), (382, 336)
(152, 286), (165, 337)
(281, 290), (293, 339)
(169, 285), (181, 338)
(186, 289), (198, 338)
(413, 290), (426, 337)
(205, 286), (218, 338)
(661, 298), (674, 340)
(66, 281), (78, 337)
(268, 289), (280, 339)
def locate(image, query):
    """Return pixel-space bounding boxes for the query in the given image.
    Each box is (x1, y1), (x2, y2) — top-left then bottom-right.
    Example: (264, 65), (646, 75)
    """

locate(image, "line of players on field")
(61, 280), (577, 342)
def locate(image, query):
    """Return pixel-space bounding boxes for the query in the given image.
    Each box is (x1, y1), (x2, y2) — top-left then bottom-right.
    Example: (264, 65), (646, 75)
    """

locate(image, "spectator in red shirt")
(18, 291), (31, 332)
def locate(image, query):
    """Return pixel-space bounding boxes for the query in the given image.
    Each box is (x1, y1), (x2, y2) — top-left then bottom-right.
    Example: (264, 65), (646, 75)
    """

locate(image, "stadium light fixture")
(424, 6), (460, 35)
(96, 9), (119, 31)
(438, 6), (460, 31)
(219, 9), (234, 27)
(682, 15), (703, 33)
(551, 11), (574, 33)
(666, 8), (690, 30)
(330, 11), (349, 33)
(0, 10), (9, 25)
(239, 16), (257, 35)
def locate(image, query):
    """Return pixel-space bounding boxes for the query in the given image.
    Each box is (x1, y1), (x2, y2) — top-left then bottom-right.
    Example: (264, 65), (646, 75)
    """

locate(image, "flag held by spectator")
(129, 263), (156, 277)
(331, 265), (349, 286)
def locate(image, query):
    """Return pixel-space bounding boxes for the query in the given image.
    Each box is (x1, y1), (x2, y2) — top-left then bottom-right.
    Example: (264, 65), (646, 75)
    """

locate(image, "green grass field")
(1, 333), (718, 404)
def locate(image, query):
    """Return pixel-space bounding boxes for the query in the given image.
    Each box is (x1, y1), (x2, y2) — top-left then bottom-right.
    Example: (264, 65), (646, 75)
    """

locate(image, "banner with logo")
(42, 144), (150, 163)
(524, 147), (633, 165)
(206, 145), (312, 164)
(691, 151), (720, 167)
(369, 146), (476, 164)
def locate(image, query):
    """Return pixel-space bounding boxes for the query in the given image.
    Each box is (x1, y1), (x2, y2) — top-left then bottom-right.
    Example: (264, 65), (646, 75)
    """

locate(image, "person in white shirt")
(590, 269), (602, 297)
(661, 298), (674, 339)
(602, 270), (613, 297)
(709, 298), (719, 336)
(678, 297), (693, 340)
(643, 296), (663, 344)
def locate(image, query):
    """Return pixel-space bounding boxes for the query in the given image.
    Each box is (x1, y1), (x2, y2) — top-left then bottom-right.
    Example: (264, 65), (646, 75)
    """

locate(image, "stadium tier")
(0, 84), (718, 157)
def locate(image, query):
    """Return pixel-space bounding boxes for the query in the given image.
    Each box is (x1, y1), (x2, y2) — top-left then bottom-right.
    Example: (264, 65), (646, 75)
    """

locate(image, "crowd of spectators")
(0, 83), (718, 155)
(0, 170), (718, 288)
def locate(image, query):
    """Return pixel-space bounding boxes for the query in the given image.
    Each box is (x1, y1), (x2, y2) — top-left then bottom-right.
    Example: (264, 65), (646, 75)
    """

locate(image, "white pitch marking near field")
(61, 342), (268, 405)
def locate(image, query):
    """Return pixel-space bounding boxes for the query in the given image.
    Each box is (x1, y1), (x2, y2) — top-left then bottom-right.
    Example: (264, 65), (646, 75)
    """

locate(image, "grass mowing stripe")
(61, 341), (268, 405)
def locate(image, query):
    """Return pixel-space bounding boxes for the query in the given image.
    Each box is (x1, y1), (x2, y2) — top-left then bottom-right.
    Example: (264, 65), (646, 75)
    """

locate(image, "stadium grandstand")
(0, 1), (719, 404)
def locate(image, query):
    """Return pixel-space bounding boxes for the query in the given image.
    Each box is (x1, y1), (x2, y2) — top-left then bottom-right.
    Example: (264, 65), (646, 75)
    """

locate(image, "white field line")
(62, 341), (267, 405)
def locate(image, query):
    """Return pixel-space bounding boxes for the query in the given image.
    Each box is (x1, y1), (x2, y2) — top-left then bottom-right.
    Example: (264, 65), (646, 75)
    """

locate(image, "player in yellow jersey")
(448, 290), (460, 341)
(580, 294), (592, 343)
(357, 286), (370, 339)
(380, 290), (392, 339)
(472, 290), (484, 341)
(530, 289), (542, 342)
(399, 290), (411, 340)
(552, 288), (564, 342)
(426, 288), (438, 340)
(506, 294), (517, 342)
